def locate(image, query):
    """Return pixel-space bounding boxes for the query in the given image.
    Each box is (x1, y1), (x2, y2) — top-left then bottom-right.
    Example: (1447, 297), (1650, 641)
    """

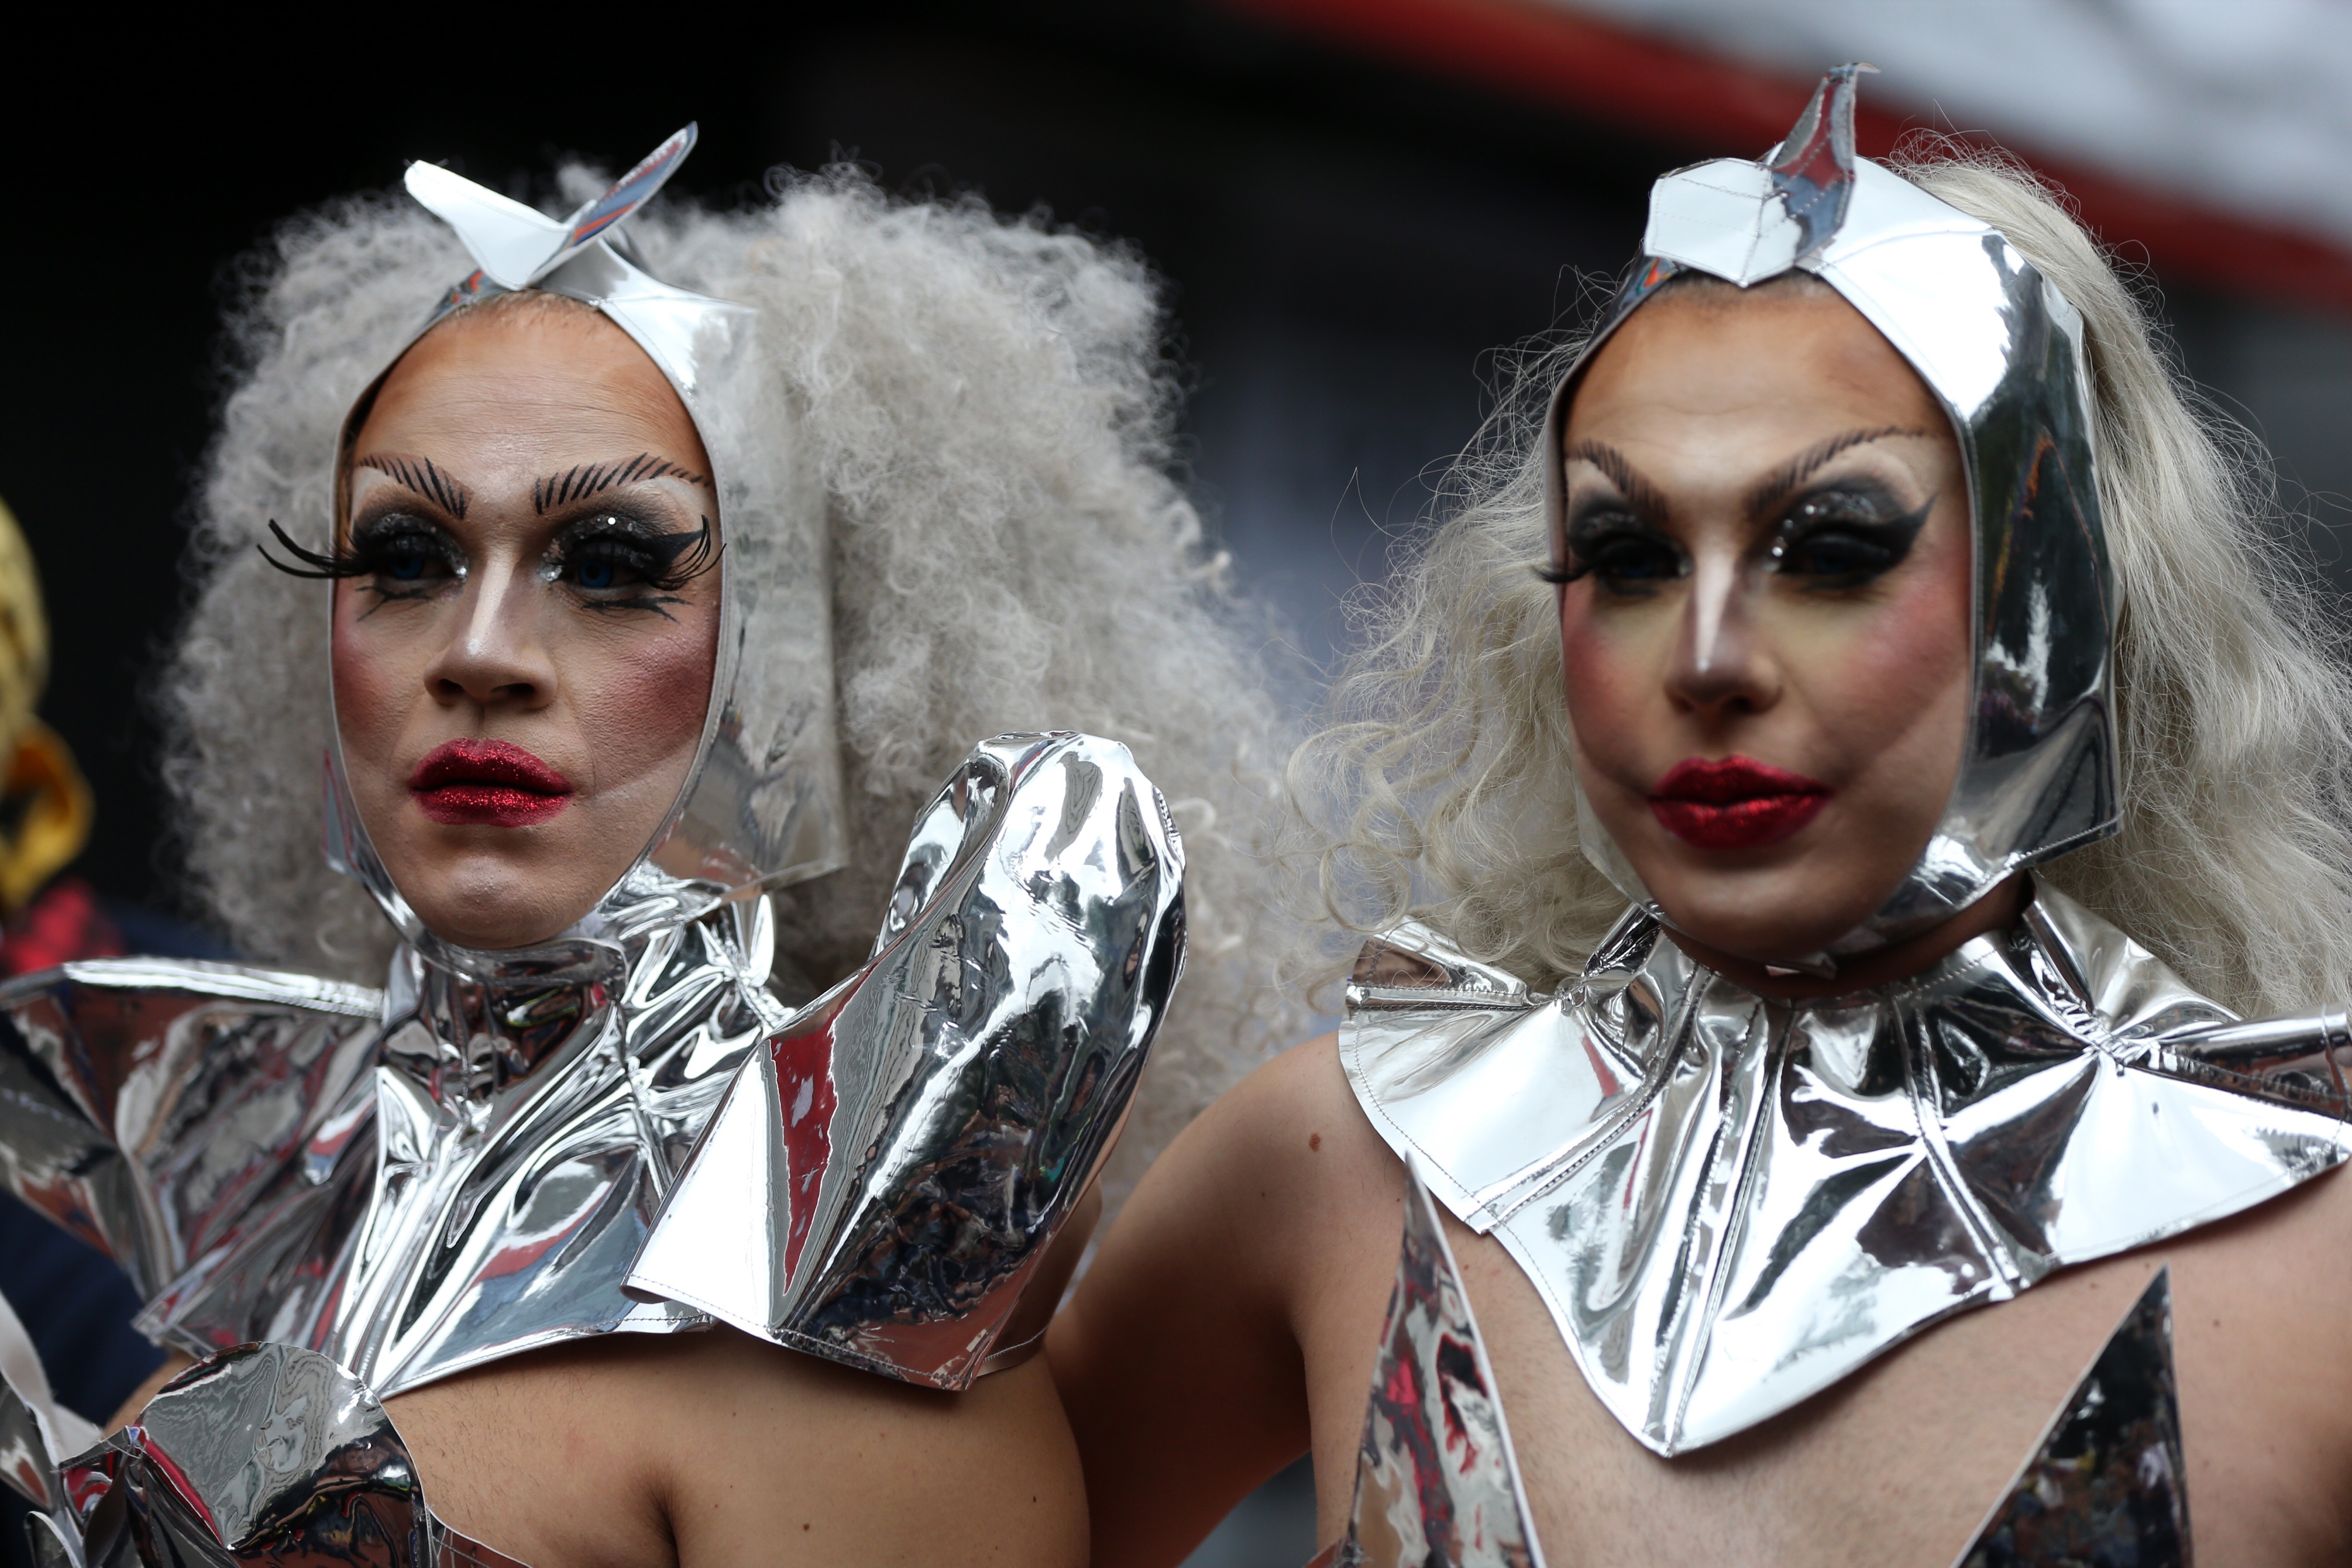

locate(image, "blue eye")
(575, 558), (617, 591)
(386, 550), (428, 581)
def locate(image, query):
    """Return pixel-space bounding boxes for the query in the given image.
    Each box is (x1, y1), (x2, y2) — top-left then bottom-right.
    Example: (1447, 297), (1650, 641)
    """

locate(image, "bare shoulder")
(1192, 1031), (1402, 1200)
(1050, 1034), (1407, 1568)
(389, 1327), (1086, 1568)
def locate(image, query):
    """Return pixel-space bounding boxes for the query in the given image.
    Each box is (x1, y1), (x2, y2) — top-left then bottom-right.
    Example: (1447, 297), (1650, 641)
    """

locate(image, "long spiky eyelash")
(260, 521), (368, 580)
(555, 515), (721, 593)
(260, 514), (720, 596)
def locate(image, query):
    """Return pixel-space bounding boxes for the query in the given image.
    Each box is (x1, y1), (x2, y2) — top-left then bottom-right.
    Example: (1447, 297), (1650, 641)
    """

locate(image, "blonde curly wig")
(1287, 142), (2352, 1020)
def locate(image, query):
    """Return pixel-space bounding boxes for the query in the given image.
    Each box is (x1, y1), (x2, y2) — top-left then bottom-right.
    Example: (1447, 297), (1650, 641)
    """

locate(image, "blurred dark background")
(3, 6), (2349, 1561)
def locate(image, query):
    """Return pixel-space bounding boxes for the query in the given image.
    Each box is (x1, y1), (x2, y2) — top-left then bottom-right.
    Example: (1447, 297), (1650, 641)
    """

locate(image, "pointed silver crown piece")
(1640, 63), (1876, 284)
(403, 125), (750, 412)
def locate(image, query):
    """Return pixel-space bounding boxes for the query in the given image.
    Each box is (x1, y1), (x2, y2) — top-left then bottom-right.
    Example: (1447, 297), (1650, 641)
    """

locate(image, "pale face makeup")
(331, 299), (722, 951)
(1554, 279), (1974, 967)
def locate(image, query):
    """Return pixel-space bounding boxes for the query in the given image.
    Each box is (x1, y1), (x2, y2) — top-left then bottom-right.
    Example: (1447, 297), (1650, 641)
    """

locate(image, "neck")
(1664, 873), (2030, 1002)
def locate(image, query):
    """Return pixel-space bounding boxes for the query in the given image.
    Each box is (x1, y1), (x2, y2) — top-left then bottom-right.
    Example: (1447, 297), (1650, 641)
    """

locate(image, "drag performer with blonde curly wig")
(0, 128), (1284, 1567)
(1056, 70), (2352, 1567)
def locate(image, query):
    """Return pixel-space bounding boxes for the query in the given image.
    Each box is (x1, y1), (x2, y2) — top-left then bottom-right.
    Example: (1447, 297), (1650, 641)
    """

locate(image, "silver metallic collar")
(1341, 880), (2350, 1457)
(0, 733), (1186, 1567)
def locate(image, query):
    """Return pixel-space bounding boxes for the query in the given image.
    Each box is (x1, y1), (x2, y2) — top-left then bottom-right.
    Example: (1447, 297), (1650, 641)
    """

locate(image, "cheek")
(1559, 590), (1662, 767)
(1803, 566), (1973, 745)
(329, 591), (410, 773)
(572, 618), (719, 789)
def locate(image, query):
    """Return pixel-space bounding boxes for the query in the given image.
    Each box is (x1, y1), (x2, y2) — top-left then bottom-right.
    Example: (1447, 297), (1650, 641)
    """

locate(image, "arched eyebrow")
(357, 455), (469, 519)
(534, 453), (711, 515)
(1562, 440), (1670, 520)
(1742, 426), (1934, 517)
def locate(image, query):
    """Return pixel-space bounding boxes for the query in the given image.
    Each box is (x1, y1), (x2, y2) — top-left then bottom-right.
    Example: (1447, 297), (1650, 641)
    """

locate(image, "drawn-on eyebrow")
(1742, 426), (1932, 518)
(1562, 440), (1672, 522)
(534, 453), (710, 515)
(358, 455), (469, 519)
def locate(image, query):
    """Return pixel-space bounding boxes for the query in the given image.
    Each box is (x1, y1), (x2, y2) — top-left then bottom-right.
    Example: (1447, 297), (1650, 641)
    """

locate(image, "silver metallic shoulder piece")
(2, 1321), (526, 1568)
(1956, 1266), (2189, 1568)
(0, 959), (382, 1306)
(1309, 1166), (1543, 1568)
(1544, 65), (2116, 958)
(1340, 880), (2348, 1456)
(628, 731), (1187, 1389)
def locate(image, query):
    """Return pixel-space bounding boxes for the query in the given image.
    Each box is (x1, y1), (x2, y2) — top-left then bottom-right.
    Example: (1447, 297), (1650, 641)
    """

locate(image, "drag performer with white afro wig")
(0, 128), (1284, 1566)
(170, 141), (1282, 1134)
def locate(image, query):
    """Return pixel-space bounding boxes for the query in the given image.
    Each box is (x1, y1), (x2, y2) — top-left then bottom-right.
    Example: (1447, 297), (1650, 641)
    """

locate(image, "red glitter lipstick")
(408, 739), (573, 827)
(1649, 755), (1830, 850)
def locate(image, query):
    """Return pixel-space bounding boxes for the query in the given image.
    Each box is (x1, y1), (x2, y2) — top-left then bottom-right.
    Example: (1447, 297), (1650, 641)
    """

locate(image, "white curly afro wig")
(159, 163), (1296, 1183)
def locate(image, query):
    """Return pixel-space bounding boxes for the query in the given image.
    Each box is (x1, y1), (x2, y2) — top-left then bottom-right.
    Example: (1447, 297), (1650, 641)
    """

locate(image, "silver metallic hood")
(1544, 65), (2117, 955)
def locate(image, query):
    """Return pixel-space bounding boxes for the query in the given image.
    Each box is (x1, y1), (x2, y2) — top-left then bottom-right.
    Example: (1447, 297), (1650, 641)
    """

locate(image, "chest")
(1382, 1206), (2352, 1566)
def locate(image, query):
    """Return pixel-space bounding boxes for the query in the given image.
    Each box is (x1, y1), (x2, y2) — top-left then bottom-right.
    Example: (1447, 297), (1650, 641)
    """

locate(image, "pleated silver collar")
(1341, 880), (2351, 1456)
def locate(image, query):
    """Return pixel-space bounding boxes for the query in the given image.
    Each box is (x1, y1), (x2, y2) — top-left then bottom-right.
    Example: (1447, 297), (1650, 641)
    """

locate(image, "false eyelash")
(259, 521), (366, 580)
(555, 516), (720, 593)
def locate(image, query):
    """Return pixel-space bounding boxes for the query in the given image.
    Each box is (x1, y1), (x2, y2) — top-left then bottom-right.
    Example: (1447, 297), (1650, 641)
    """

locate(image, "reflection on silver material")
(1341, 879), (2348, 1456)
(1957, 1267), (2189, 1568)
(1545, 66), (2116, 952)
(630, 733), (1186, 1388)
(0, 1290), (98, 1520)
(0, 733), (1181, 1562)
(1316, 1168), (1542, 1568)
(0, 931), (758, 1394)
(38, 1341), (518, 1568)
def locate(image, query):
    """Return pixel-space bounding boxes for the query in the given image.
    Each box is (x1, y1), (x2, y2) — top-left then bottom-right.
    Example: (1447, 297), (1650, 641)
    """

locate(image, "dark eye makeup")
(261, 504), (719, 614)
(1539, 505), (1685, 591)
(1766, 481), (1933, 585)
(1536, 477), (1932, 593)
(546, 511), (719, 610)
(263, 513), (465, 599)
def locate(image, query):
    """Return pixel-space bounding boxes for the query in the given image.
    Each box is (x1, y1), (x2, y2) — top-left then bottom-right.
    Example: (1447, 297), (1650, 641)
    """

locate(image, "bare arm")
(1050, 1033), (1405, 1567)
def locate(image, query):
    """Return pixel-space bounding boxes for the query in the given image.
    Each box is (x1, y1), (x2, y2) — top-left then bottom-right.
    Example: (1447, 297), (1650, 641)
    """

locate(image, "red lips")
(408, 739), (573, 827)
(1648, 755), (1830, 850)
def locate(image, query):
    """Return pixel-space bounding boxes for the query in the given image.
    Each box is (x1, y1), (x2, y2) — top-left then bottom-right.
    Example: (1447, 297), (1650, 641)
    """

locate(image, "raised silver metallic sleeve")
(626, 731), (1186, 1388)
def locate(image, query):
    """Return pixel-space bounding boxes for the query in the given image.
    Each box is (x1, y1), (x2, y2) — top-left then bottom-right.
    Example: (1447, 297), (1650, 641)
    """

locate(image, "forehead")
(1569, 280), (1945, 444)
(354, 302), (706, 475)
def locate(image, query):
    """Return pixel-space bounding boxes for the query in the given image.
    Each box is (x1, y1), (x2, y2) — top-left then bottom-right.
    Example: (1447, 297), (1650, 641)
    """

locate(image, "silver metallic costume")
(1320, 67), (2348, 1565)
(0, 129), (1187, 1568)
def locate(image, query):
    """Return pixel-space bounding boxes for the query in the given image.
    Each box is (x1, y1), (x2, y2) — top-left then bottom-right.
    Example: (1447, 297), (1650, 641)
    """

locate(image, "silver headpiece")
(326, 126), (848, 966)
(1545, 66), (2116, 950)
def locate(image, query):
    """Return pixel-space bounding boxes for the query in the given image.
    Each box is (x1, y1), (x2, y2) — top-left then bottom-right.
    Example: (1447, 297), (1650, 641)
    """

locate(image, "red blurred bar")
(1230, 0), (2352, 312)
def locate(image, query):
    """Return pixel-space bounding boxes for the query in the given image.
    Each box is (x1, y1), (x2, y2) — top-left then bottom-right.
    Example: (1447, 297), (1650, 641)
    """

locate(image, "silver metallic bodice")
(0, 731), (1184, 1567)
(1342, 881), (2349, 1460)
